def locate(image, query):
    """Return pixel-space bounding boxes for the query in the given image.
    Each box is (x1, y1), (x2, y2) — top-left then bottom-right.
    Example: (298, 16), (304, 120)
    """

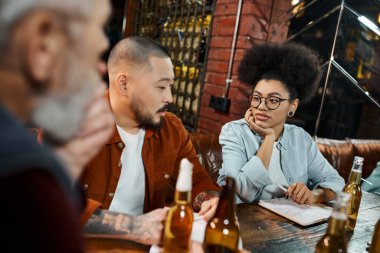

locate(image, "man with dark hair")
(82, 36), (220, 219)
(0, 0), (168, 251)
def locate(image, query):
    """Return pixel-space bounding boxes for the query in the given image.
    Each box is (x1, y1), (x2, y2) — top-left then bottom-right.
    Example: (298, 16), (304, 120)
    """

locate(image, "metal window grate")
(134, 0), (215, 131)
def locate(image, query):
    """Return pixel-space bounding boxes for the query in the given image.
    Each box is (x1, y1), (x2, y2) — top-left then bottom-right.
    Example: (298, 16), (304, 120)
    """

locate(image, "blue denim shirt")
(362, 161), (380, 195)
(218, 119), (345, 203)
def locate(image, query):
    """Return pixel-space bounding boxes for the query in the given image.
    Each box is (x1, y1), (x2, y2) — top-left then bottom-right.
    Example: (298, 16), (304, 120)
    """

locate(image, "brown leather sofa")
(30, 128), (380, 182)
(316, 138), (380, 181)
(190, 133), (380, 183)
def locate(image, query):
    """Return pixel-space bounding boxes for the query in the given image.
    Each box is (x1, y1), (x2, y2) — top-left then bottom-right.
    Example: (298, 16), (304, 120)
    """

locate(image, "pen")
(277, 183), (288, 193)
(277, 183), (290, 199)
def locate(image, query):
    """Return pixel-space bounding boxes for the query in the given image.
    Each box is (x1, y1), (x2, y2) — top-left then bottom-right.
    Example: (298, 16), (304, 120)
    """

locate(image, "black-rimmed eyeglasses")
(248, 95), (290, 110)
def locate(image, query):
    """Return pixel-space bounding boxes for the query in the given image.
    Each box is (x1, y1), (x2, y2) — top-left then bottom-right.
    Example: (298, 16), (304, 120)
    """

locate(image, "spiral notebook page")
(259, 198), (333, 226)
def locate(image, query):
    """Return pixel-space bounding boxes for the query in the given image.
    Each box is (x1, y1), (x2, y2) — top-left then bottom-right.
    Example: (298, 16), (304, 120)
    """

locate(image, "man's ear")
(115, 73), (128, 96)
(23, 11), (67, 84)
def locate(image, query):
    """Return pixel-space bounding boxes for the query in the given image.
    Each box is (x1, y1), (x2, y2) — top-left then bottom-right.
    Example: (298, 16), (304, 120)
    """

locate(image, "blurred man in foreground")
(0, 0), (166, 251)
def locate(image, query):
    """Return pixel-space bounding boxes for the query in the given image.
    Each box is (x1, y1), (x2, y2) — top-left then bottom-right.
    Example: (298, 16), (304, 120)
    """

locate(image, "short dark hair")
(238, 42), (322, 103)
(107, 36), (170, 70)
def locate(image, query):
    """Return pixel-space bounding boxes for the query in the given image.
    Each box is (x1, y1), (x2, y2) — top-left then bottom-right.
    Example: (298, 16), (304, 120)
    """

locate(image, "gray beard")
(32, 61), (102, 144)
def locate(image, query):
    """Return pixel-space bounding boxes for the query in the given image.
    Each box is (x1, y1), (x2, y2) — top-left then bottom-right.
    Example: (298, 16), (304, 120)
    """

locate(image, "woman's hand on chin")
(245, 108), (275, 139)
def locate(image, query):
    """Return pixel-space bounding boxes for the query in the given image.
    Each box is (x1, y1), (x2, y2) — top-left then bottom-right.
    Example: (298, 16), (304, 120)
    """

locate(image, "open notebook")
(259, 198), (333, 226)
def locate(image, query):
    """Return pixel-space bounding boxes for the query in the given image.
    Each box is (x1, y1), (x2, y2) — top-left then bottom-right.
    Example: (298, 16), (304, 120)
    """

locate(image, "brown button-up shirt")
(81, 112), (219, 213)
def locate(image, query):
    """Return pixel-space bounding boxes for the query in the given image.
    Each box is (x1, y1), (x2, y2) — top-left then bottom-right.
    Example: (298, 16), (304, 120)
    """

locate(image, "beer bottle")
(342, 156), (364, 231)
(204, 177), (240, 253)
(369, 218), (380, 253)
(163, 158), (194, 253)
(315, 192), (351, 253)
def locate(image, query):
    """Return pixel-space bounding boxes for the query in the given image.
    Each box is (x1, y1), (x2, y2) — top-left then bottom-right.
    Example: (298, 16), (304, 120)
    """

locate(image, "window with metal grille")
(133, 0), (215, 131)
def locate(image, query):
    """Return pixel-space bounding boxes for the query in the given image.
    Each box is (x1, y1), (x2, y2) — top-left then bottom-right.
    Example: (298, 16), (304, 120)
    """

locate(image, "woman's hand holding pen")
(286, 182), (315, 205)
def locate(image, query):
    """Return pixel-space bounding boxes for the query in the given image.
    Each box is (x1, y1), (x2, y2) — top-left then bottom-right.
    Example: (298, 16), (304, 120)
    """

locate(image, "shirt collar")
(145, 128), (158, 139)
(277, 124), (288, 150)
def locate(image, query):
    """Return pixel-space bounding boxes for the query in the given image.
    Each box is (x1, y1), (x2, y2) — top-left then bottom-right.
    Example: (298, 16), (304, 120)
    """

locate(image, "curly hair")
(238, 42), (322, 103)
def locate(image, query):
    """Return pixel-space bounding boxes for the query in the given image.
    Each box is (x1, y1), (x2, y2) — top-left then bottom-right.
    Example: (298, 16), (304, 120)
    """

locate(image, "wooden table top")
(237, 191), (380, 253)
(85, 191), (380, 253)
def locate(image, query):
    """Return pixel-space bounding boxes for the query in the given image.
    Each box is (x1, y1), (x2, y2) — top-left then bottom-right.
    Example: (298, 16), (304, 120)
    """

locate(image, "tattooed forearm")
(193, 190), (220, 211)
(83, 208), (167, 245)
(84, 209), (134, 238)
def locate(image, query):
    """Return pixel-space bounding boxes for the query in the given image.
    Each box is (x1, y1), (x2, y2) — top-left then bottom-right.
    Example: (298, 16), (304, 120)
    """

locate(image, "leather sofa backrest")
(317, 138), (380, 181)
(350, 139), (380, 179)
(190, 133), (380, 183)
(190, 132), (222, 183)
(316, 138), (354, 181)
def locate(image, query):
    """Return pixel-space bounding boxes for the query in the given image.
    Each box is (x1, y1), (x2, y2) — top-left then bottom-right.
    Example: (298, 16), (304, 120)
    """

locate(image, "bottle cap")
(331, 192), (351, 220)
(354, 156), (364, 165)
(224, 177), (235, 189)
(176, 158), (193, 192)
(352, 156), (364, 173)
(336, 192), (351, 206)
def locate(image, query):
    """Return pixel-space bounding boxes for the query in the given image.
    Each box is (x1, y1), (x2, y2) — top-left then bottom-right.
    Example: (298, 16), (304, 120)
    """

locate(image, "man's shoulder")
(163, 112), (182, 123)
(0, 169), (84, 252)
(151, 112), (189, 143)
(0, 107), (72, 195)
(161, 112), (184, 130)
(0, 107), (40, 159)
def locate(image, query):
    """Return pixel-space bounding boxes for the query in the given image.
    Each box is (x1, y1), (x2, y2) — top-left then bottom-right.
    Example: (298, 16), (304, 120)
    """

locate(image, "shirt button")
(117, 161), (122, 168)
(117, 142), (124, 149)
(109, 193), (114, 198)
(164, 174), (170, 179)
(83, 184), (89, 190)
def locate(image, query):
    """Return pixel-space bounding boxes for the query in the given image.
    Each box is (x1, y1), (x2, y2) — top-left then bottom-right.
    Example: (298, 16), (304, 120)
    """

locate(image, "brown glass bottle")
(204, 177), (239, 253)
(342, 156), (364, 231)
(315, 192), (351, 253)
(163, 159), (194, 253)
(369, 218), (380, 253)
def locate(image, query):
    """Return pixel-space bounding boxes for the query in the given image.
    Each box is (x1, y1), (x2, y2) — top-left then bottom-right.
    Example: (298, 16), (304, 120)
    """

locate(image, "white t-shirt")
(261, 141), (289, 199)
(109, 126), (146, 215)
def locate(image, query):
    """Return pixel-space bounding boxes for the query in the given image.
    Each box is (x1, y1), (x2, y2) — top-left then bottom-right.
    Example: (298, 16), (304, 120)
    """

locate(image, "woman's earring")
(288, 111), (294, 117)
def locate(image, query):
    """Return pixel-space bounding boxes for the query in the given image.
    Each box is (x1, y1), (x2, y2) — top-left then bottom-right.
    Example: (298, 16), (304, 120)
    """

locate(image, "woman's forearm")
(311, 188), (336, 203)
(256, 134), (275, 169)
